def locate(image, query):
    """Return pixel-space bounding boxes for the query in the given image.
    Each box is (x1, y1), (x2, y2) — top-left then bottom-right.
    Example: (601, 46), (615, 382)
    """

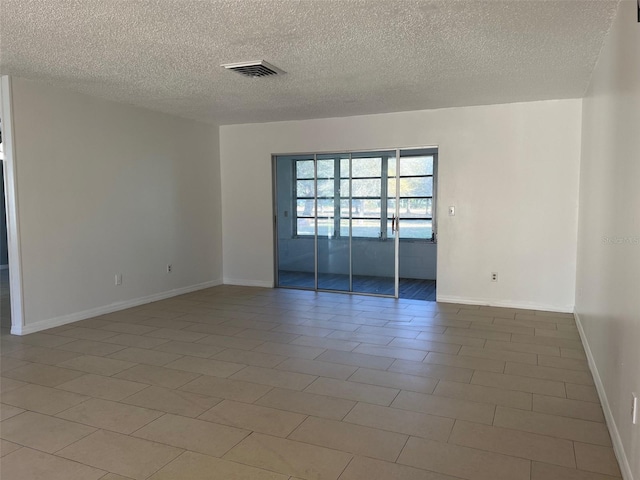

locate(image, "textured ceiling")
(0, 0), (618, 125)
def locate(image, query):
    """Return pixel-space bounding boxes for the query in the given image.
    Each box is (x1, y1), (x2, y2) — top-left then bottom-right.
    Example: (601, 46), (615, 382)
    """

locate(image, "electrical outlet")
(491, 272), (498, 282)
(115, 274), (122, 286)
(167, 264), (172, 273)
(632, 393), (638, 425)
(449, 206), (455, 216)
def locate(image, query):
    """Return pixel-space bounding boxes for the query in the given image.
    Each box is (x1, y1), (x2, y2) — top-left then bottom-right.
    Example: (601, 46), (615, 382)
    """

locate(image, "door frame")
(0, 76), (25, 334)
(272, 145), (438, 299)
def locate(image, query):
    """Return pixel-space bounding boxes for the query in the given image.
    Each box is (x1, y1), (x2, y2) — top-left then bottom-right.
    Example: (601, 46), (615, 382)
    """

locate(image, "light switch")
(449, 206), (455, 216)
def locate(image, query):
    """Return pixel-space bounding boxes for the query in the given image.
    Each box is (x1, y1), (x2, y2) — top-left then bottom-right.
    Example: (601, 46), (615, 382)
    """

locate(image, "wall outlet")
(633, 393), (638, 425)
(115, 274), (122, 286)
(491, 272), (498, 282)
(167, 264), (172, 273)
(448, 206), (455, 216)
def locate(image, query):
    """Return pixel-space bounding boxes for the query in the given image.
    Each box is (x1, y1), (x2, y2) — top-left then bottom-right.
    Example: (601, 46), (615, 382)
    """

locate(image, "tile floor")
(0, 285), (622, 480)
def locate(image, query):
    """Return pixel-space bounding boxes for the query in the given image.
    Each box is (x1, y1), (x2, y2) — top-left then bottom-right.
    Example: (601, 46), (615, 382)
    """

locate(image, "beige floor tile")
(20, 333), (76, 348)
(538, 354), (589, 371)
(290, 416), (407, 461)
(510, 334), (584, 350)
(184, 323), (246, 336)
(415, 331), (486, 347)
(145, 328), (209, 343)
(534, 328), (581, 340)
(471, 371), (566, 397)
(348, 367), (438, 394)
(5, 345), (82, 365)
(149, 450), (288, 480)
(121, 385), (221, 417)
(57, 339), (128, 356)
(531, 461), (622, 480)
(305, 377), (399, 406)
(255, 388), (355, 420)
(468, 322), (534, 335)
(355, 325), (419, 339)
(224, 432), (352, 480)
(388, 359), (474, 383)
(1, 447), (106, 479)
(292, 335), (360, 352)
(57, 373), (148, 400)
(236, 329), (299, 344)
(443, 327), (512, 341)
(533, 394), (605, 422)
(352, 344), (427, 362)
(561, 347), (588, 360)
(199, 399), (306, 437)
(1, 411), (96, 453)
(212, 348), (287, 368)
(115, 363), (200, 389)
(0, 403), (25, 421)
(56, 354), (135, 376)
(164, 356), (245, 377)
(57, 327), (119, 341)
(327, 330), (392, 345)
(574, 442), (622, 476)
(493, 406), (612, 446)
(387, 337), (463, 355)
(1, 384), (88, 414)
(505, 362), (594, 385)
(57, 429), (182, 480)
(315, 350), (394, 370)
(196, 334), (265, 350)
(338, 455), (460, 480)
(253, 341), (326, 359)
(344, 402), (453, 441)
(230, 365), (317, 390)
(274, 324), (334, 337)
(107, 346), (182, 366)
(424, 352), (505, 373)
(104, 333), (170, 349)
(180, 375), (272, 402)
(484, 339), (560, 356)
(449, 420), (575, 467)
(391, 390), (495, 424)
(398, 437), (530, 480)
(99, 474), (137, 480)
(98, 322), (159, 335)
(0, 377), (27, 394)
(566, 383), (600, 403)
(134, 413), (249, 456)
(0, 357), (30, 373)
(153, 340), (225, 358)
(1, 439), (21, 457)
(433, 380), (532, 409)
(2, 363), (85, 387)
(57, 398), (163, 434)
(275, 357), (358, 380)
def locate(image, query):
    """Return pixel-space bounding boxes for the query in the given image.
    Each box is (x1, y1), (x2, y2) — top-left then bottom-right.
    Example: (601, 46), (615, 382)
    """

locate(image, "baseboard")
(222, 278), (273, 288)
(11, 278), (223, 336)
(435, 294), (574, 313)
(574, 311), (634, 480)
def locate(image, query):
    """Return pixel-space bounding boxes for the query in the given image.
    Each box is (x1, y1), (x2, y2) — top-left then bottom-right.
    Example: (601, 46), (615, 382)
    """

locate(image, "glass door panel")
(317, 154), (350, 291)
(351, 151), (396, 296)
(275, 155), (316, 288)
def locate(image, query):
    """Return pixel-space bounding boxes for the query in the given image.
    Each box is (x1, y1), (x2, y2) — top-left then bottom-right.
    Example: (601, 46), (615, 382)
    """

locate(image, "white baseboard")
(574, 311), (634, 480)
(222, 278), (273, 288)
(435, 294), (574, 313)
(11, 278), (223, 336)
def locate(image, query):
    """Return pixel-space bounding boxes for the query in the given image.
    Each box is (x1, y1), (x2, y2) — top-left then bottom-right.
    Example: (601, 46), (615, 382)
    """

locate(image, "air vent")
(221, 60), (285, 78)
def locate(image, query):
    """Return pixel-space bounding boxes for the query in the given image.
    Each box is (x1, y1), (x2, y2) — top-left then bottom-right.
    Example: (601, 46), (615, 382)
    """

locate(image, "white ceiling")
(0, 0), (618, 125)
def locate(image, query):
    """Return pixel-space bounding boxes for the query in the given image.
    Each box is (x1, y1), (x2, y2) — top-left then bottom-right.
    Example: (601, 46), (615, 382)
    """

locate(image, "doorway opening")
(273, 147), (437, 300)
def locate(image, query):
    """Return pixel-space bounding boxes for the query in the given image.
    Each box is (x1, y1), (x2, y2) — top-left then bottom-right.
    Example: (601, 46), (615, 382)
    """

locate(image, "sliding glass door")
(274, 148), (436, 298)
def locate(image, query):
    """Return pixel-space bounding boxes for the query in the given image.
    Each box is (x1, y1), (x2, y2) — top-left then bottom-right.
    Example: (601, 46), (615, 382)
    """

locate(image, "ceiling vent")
(221, 60), (285, 78)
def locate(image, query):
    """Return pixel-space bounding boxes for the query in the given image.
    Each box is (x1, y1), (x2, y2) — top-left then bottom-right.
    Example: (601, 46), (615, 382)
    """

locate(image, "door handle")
(391, 215), (396, 234)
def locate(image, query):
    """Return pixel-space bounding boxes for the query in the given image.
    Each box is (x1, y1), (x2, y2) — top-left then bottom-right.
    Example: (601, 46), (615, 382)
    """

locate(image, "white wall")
(220, 99), (582, 311)
(10, 77), (222, 332)
(575, 2), (640, 478)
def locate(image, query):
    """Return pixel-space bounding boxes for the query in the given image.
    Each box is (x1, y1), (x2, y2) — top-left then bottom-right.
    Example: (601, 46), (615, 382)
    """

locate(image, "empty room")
(0, 1), (638, 479)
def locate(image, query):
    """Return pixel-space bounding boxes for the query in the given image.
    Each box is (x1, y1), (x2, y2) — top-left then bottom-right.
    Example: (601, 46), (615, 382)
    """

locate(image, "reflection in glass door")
(274, 148), (437, 299)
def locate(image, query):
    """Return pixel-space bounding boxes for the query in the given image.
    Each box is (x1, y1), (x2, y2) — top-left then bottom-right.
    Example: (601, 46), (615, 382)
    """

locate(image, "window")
(294, 150), (436, 241)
